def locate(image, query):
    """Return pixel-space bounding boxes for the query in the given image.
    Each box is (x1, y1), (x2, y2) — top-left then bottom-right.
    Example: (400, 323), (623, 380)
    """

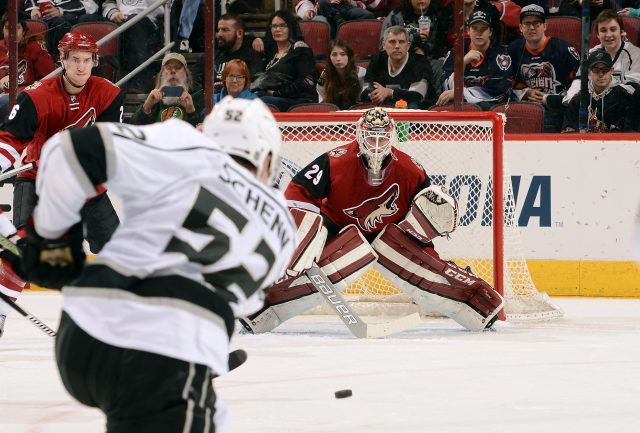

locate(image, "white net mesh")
(275, 111), (562, 321)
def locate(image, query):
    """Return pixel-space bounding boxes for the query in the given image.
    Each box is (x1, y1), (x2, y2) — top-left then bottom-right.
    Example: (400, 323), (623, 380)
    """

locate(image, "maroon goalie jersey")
(0, 75), (123, 180)
(285, 141), (430, 239)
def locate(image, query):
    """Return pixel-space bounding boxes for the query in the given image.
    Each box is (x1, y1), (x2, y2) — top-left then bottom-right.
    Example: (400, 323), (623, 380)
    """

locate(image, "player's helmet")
(203, 96), (282, 185)
(356, 107), (397, 185)
(58, 32), (99, 65)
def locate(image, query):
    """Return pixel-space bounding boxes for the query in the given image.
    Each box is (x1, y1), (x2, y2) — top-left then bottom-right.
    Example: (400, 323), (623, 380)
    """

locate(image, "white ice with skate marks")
(1, 293), (640, 433)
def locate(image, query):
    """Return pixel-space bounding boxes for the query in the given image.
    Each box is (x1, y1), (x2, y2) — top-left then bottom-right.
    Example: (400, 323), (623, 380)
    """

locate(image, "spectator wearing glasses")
(252, 10), (317, 111)
(508, 4), (580, 132)
(214, 59), (257, 102)
(562, 50), (639, 132)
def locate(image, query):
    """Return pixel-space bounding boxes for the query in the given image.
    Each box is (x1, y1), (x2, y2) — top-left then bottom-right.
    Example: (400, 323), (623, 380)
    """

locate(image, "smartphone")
(161, 86), (184, 97)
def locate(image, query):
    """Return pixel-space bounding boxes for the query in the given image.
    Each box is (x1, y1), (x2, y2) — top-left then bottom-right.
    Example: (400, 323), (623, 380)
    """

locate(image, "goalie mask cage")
(274, 110), (562, 321)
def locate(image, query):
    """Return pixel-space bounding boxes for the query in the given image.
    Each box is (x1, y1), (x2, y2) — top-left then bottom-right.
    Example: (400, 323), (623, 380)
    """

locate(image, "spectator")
(437, 10), (513, 109)
(380, 0), (452, 60)
(318, 0), (375, 36)
(252, 10), (317, 111)
(78, 0), (107, 22)
(295, 0), (330, 25)
(0, 13), (56, 120)
(362, 26), (432, 108)
(175, 0), (202, 53)
(191, 14), (264, 92)
(619, 0), (640, 17)
(563, 9), (640, 104)
(214, 59), (257, 102)
(461, 0), (501, 45)
(317, 39), (365, 109)
(560, 0), (612, 22)
(25, 0), (86, 54)
(562, 50), (639, 132)
(508, 4), (580, 132)
(102, 0), (164, 92)
(130, 52), (203, 126)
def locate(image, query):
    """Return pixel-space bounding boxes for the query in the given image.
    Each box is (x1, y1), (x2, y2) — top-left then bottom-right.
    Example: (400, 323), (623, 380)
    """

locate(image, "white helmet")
(203, 96), (282, 184)
(356, 107), (397, 185)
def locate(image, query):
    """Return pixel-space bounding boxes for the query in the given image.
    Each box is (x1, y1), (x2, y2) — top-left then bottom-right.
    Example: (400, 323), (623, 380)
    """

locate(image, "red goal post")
(273, 110), (562, 321)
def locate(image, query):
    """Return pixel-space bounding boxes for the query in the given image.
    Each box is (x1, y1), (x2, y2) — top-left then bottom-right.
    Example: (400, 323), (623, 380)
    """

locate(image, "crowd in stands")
(3, 1), (640, 132)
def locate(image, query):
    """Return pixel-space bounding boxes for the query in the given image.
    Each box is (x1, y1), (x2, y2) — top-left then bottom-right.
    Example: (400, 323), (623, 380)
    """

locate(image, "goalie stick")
(305, 266), (421, 339)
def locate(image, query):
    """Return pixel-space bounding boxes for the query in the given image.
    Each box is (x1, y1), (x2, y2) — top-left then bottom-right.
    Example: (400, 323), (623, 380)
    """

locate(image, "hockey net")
(274, 110), (562, 321)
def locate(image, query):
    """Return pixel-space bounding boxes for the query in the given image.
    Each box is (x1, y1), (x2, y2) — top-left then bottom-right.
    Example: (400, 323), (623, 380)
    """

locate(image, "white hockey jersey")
(563, 41), (640, 104)
(33, 119), (296, 373)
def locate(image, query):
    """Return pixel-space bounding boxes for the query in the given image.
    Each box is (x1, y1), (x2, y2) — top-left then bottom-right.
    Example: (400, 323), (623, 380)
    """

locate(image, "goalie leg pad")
(286, 208), (328, 277)
(243, 225), (378, 333)
(242, 275), (323, 333)
(317, 224), (378, 291)
(372, 224), (504, 331)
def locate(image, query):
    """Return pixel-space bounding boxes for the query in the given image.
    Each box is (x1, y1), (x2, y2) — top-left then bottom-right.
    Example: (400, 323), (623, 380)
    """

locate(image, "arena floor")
(1, 293), (639, 433)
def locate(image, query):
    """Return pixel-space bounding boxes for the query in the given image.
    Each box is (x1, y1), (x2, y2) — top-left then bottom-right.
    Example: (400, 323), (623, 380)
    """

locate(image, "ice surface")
(1, 293), (639, 433)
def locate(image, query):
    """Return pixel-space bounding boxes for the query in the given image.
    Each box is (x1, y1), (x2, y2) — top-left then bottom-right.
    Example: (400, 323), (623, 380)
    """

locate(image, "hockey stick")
(0, 234), (57, 337)
(0, 291), (57, 337)
(0, 162), (37, 183)
(305, 266), (421, 339)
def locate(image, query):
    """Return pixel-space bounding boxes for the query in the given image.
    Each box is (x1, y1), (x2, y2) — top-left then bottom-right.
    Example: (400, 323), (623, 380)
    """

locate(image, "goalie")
(241, 107), (504, 334)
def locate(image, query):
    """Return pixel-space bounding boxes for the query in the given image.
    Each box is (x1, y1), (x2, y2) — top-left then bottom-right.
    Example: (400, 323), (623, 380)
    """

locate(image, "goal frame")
(274, 110), (507, 303)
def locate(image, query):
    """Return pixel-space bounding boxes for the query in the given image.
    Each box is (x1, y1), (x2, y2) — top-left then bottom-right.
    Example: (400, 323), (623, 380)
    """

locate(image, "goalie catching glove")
(19, 221), (86, 289)
(398, 185), (458, 244)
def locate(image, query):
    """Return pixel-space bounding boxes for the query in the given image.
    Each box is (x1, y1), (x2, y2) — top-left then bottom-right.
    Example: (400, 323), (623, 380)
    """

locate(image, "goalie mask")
(356, 107), (398, 186)
(203, 96), (283, 185)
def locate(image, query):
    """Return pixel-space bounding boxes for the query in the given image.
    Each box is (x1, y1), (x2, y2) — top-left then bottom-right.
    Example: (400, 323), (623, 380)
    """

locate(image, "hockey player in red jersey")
(0, 31), (123, 338)
(241, 107), (504, 333)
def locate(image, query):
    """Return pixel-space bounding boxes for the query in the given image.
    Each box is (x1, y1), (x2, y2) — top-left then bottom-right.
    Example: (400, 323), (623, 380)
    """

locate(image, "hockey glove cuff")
(20, 221), (86, 289)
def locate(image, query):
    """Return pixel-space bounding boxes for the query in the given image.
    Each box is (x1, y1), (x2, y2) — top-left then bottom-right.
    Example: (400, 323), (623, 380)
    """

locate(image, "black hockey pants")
(56, 312), (220, 433)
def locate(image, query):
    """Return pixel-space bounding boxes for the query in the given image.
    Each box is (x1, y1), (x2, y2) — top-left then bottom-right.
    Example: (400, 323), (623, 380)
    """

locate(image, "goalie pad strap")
(372, 224), (503, 330)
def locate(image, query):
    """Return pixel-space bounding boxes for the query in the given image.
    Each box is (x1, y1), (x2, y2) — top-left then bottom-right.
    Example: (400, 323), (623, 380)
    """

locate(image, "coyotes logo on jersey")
(343, 183), (400, 232)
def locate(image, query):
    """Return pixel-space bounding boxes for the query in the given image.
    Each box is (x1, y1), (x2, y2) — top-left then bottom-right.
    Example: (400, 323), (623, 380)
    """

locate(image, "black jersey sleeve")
(97, 89), (125, 123)
(285, 153), (331, 206)
(2, 92), (39, 141)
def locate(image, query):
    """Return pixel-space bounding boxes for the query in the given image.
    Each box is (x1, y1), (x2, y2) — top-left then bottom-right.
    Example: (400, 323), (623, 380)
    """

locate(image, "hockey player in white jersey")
(10, 97), (296, 433)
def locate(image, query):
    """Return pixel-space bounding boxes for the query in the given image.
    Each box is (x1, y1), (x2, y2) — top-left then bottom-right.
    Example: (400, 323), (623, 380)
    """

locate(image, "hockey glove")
(20, 222), (86, 289)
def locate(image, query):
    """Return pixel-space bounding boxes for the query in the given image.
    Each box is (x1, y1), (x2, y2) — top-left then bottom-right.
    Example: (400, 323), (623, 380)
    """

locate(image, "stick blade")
(364, 313), (421, 339)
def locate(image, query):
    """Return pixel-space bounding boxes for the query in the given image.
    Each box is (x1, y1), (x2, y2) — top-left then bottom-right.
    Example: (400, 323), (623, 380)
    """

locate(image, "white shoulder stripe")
(287, 200), (320, 213)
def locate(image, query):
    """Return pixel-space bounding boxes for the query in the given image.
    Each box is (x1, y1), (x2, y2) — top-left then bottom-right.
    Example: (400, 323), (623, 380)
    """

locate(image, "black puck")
(334, 389), (352, 399)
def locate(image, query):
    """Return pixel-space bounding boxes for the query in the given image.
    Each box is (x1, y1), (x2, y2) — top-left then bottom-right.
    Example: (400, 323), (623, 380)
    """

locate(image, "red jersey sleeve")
(26, 41), (56, 80)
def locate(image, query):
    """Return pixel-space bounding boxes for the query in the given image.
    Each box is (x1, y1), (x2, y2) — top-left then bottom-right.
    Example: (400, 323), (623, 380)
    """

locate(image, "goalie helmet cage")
(274, 110), (563, 321)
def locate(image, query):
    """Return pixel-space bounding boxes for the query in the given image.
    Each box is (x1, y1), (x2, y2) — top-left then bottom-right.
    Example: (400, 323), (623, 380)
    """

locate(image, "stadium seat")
(288, 102), (339, 112)
(545, 16), (581, 51)
(623, 17), (640, 46)
(266, 103), (280, 112)
(25, 19), (47, 43)
(299, 20), (330, 59)
(428, 103), (482, 112)
(71, 22), (120, 81)
(491, 102), (544, 133)
(335, 20), (383, 60)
